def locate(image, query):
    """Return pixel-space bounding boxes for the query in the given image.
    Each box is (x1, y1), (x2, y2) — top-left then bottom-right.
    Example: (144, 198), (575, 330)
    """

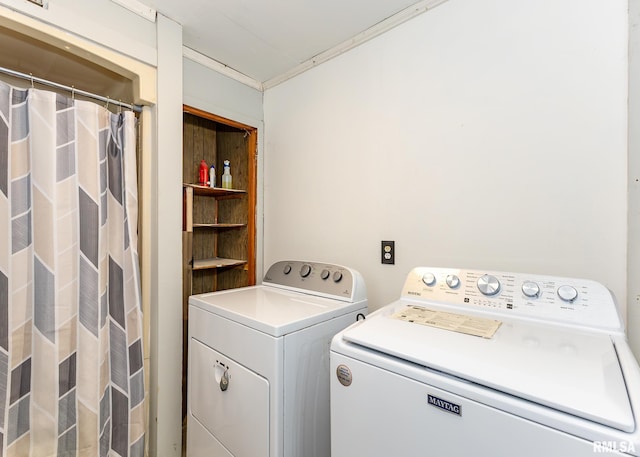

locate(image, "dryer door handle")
(220, 369), (230, 391)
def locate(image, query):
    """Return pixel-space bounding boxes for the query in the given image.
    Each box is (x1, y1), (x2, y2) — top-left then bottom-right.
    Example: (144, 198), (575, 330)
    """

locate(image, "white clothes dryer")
(330, 267), (640, 456)
(187, 260), (367, 457)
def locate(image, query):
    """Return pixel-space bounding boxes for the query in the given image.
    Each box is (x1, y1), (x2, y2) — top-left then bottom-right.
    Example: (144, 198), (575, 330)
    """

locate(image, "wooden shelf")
(183, 184), (248, 232)
(184, 183), (246, 199)
(192, 257), (247, 271)
(192, 223), (246, 229)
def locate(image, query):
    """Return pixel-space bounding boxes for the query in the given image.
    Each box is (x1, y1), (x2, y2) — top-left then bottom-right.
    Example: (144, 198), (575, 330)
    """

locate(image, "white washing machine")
(187, 260), (367, 457)
(330, 267), (640, 456)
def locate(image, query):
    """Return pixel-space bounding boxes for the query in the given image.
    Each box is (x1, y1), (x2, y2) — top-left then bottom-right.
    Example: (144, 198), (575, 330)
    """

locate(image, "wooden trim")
(183, 104), (256, 131)
(247, 129), (258, 285)
(184, 186), (193, 232)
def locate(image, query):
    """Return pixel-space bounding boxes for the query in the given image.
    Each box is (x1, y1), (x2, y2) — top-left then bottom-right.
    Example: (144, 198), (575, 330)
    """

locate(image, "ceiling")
(130, 0), (447, 89)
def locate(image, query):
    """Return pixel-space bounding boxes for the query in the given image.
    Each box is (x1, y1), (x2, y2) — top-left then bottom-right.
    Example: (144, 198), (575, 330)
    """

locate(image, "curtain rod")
(0, 66), (143, 113)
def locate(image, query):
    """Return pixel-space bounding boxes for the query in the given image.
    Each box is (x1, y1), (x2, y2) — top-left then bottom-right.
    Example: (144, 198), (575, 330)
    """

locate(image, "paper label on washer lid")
(392, 305), (502, 339)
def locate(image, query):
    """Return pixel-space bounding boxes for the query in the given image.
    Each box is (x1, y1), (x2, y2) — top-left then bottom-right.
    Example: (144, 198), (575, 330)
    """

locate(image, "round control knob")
(521, 281), (540, 298)
(300, 264), (312, 278)
(422, 273), (436, 287)
(477, 274), (501, 296)
(446, 274), (460, 289)
(283, 265), (292, 275)
(557, 285), (578, 303)
(333, 271), (343, 283)
(321, 269), (330, 280)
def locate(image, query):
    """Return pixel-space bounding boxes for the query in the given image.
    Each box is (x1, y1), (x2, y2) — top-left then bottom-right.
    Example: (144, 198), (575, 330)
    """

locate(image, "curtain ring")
(105, 96), (110, 111)
(118, 100), (122, 114)
(71, 86), (75, 100)
(29, 73), (34, 88)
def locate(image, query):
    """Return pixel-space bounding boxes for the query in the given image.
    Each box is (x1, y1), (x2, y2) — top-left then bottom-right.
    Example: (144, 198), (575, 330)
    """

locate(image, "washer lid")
(342, 301), (634, 432)
(189, 285), (365, 337)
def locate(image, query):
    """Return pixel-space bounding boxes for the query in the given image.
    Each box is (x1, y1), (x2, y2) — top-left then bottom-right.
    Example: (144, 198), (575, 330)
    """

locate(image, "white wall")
(152, 14), (184, 457)
(263, 0), (628, 329)
(629, 0), (640, 359)
(184, 58), (263, 126)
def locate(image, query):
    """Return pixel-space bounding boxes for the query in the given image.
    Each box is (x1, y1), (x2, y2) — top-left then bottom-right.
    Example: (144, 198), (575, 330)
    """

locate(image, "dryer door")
(189, 338), (269, 457)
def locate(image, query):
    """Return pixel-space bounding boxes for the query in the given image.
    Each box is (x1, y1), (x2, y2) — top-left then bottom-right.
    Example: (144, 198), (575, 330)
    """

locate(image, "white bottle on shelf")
(209, 164), (216, 188)
(222, 160), (232, 189)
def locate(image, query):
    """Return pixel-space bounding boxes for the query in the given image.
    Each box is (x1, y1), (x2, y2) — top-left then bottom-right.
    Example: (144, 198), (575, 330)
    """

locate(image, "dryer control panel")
(400, 267), (622, 332)
(263, 260), (367, 303)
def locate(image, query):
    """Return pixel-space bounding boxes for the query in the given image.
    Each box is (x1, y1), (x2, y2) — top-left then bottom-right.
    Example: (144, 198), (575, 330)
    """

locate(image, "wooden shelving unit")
(183, 183), (248, 273)
(181, 111), (257, 295)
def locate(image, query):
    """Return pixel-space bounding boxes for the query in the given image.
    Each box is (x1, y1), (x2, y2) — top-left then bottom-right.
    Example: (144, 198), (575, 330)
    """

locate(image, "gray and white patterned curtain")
(0, 81), (145, 457)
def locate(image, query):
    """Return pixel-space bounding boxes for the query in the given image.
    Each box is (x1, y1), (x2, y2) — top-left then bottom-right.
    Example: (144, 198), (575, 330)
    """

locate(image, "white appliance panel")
(342, 301), (632, 431)
(188, 419), (233, 457)
(189, 339), (269, 457)
(330, 352), (599, 457)
(400, 267), (622, 331)
(283, 312), (360, 457)
(191, 286), (363, 336)
(189, 306), (281, 379)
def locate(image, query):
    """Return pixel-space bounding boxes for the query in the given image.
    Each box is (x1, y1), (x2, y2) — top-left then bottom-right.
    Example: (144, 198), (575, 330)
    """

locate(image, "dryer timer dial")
(300, 264), (312, 278)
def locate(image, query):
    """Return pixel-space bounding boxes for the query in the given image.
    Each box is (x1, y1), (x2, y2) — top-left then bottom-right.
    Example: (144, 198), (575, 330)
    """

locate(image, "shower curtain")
(0, 81), (145, 457)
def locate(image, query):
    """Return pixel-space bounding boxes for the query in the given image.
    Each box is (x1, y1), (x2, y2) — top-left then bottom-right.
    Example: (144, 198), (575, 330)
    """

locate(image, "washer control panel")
(263, 260), (366, 302)
(401, 267), (621, 331)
